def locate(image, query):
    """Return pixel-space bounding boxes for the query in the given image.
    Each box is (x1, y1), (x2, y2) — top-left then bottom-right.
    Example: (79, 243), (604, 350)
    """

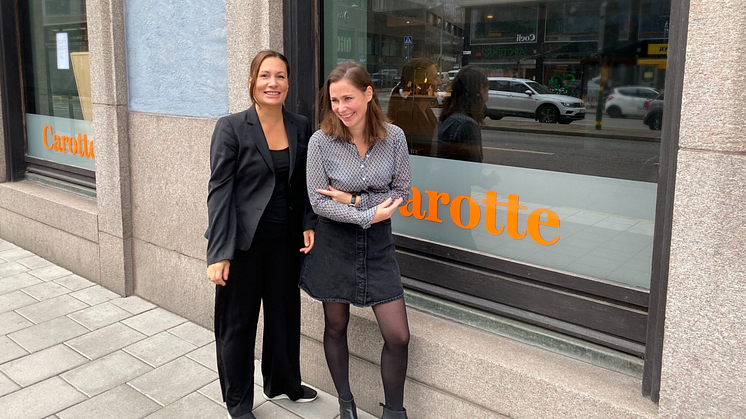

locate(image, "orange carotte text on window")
(42, 125), (95, 159)
(399, 187), (560, 245)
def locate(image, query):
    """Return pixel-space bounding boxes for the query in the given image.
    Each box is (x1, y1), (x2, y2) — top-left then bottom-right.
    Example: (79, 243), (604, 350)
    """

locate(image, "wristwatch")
(348, 193), (356, 207)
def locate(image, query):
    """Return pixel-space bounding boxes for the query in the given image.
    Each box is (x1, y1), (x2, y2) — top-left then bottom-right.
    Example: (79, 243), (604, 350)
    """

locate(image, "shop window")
(14, 0), (94, 187)
(322, 0), (672, 355)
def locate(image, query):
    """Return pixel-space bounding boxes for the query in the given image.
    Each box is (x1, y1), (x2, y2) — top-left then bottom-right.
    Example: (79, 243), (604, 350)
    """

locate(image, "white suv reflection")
(486, 77), (586, 124)
(604, 86), (659, 118)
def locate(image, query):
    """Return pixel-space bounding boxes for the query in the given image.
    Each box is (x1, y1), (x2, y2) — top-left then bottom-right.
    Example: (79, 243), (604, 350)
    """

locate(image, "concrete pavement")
(0, 238), (376, 419)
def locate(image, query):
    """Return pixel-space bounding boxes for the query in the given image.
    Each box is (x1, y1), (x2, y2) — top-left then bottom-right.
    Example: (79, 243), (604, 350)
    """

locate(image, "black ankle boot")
(380, 404), (408, 419)
(339, 397), (359, 419)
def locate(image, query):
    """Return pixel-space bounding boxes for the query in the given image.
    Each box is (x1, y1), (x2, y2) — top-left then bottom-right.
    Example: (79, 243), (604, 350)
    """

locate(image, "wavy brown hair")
(318, 62), (389, 144)
(248, 50), (290, 108)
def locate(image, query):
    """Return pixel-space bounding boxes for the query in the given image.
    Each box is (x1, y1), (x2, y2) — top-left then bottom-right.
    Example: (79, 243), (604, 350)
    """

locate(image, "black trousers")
(215, 235), (303, 417)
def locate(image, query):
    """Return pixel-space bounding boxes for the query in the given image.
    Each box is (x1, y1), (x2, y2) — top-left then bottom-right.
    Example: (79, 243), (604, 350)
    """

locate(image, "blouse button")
(362, 177), (366, 180)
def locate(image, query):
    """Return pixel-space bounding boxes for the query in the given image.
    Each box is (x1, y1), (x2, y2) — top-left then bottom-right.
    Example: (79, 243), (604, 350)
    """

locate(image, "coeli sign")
(399, 187), (560, 245)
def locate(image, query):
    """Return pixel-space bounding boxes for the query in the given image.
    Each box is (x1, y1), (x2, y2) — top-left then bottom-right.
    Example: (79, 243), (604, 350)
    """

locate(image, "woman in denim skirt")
(300, 62), (412, 419)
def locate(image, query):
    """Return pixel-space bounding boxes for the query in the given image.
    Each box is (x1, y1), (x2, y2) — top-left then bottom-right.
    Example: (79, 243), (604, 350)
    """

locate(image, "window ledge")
(0, 179), (98, 242)
(299, 293), (659, 418)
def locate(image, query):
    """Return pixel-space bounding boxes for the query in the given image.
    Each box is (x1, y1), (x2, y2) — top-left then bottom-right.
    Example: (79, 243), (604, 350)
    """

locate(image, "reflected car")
(485, 77), (585, 124)
(643, 91), (664, 130)
(604, 86), (659, 118)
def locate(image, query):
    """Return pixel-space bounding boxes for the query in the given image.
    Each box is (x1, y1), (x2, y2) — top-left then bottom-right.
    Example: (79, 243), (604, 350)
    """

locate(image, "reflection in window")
(323, 0), (673, 289)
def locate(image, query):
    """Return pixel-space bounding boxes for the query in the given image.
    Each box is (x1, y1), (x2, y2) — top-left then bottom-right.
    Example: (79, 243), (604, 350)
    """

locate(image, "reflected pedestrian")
(387, 58), (440, 156)
(436, 65), (489, 162)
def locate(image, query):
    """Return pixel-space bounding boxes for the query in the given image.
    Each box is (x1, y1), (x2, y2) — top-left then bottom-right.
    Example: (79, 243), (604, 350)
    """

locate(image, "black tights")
(322, 298), (410, 411)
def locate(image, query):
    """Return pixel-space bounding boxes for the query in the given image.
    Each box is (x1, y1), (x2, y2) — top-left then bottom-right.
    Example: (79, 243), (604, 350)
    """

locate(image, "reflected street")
(478, 130), (660, 182)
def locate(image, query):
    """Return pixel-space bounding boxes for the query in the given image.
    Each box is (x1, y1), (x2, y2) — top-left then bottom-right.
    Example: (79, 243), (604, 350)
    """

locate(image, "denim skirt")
(299, 216), (404, 308)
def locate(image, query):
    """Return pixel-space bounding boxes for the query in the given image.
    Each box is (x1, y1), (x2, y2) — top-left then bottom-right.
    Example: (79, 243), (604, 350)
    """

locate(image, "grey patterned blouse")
(306, 123), (412, 229)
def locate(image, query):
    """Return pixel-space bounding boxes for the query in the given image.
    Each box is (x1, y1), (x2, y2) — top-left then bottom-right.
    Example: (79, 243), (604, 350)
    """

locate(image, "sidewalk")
(0, 238), (375, 419)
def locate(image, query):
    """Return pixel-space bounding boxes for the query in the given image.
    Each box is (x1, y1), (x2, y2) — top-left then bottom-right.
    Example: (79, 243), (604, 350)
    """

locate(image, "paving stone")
(0, 290), (37, 314)
(0, 272), (43, 295)
(28, 265), (72, 281)
(15, 294), (89, 324)
(65, 322), (147, 360)
(168, 321), (215, 347)
(253, 400), (305, 419)
(56, 384), (161, 419)
(124, 331), (197, 367)
(0, 376), (86, 419)
(0, 335), (28, 364)
(109, 296), (156, 315)
(0, 371), (20, 398)
(70, 285), (120, 306)
(0, 239), (16, 252)
(16, 256), (52, 270)
(0, 344), (87, 387)
(68, 301), (132, 331)
(128, 356), (217, 406)
(197, 379), (224, 405)
(122, 307), (187, 336)
(61, 350), (152, 397)
(0, 262), (29, 279)
(0, 248), (35, 262)
(271, 384), (338, 419)
(143, 392), (228, 419)
(253, 384), (267, 409)
(186, 341), (218, 372)
(9, 316), (89, 353)
(0, 311), (33, 335)
(54, 274), (95, 291)
(253, 359), (263, 386)
(21, 281), (70, 301)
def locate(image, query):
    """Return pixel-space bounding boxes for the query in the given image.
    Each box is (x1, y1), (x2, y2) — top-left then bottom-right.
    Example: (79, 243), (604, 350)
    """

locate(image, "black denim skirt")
(300, 216), (404, 308)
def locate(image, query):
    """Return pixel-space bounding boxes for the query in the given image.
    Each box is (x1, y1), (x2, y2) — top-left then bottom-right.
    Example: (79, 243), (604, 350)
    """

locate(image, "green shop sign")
(474, 48), (526, 58)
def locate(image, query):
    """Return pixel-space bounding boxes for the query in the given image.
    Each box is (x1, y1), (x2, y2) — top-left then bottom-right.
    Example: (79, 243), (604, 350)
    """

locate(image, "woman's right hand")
(371, 197), (404, 224)
(207, 259), (230, 286)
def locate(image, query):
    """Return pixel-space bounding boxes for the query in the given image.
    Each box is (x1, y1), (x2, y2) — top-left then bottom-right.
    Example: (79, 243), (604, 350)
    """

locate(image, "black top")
(206, 107), (317, 265)
(254, 147), (290, 238)
(436, 113), (483, 162)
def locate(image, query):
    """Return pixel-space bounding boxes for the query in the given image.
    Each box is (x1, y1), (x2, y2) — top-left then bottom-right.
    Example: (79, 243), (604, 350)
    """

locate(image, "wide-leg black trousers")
(214, 236), (303, 417)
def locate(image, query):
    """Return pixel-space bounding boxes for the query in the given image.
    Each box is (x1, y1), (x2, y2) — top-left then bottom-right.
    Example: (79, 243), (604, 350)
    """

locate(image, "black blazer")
(205, 106), (317, 265)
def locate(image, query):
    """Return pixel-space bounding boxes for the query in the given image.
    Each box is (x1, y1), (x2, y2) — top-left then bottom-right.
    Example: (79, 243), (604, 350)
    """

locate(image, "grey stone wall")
(87, 0), (133, 296)
(659, 1), (746, 418)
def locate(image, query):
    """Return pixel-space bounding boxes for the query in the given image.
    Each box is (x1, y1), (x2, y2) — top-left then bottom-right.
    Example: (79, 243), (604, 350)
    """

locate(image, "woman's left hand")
(316, 185), (352, 205)
(300, 229), (315, 254)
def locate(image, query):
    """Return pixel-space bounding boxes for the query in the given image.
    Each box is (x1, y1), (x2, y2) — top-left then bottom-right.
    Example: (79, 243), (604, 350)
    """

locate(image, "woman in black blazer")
(206, 50), (317, 419)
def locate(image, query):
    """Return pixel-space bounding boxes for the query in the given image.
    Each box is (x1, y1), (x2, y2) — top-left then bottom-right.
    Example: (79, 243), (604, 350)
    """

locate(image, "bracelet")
(348, 193), (356, 207)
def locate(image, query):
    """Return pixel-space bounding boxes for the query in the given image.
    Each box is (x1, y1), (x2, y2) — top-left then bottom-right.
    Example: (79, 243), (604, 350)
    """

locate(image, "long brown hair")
(440, 66), (488, 123)
(318, 62), (389, 144)
(248, 50), (290, 108)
